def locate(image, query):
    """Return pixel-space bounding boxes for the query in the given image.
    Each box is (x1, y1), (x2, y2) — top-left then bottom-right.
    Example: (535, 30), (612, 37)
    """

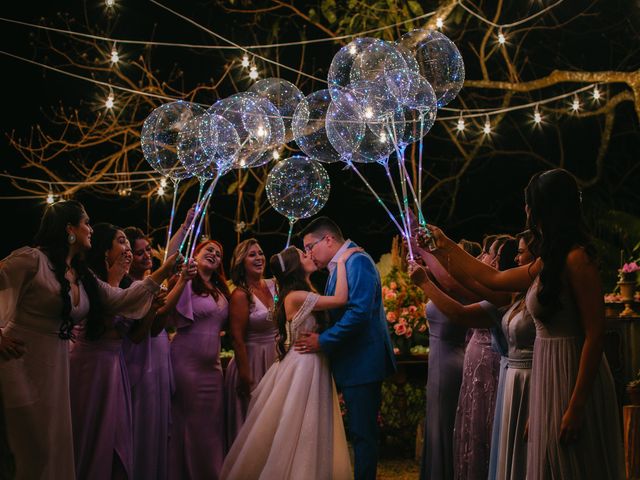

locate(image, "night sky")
(2, 0), (640, 286)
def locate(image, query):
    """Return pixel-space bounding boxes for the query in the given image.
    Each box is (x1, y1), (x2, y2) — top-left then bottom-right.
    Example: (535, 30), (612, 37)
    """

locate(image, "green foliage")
(314, 0), (425, 40)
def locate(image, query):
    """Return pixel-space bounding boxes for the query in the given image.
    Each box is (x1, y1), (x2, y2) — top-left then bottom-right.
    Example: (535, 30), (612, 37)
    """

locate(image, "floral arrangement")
(619, 261), (640, 283)
(378, 237), (429, 355)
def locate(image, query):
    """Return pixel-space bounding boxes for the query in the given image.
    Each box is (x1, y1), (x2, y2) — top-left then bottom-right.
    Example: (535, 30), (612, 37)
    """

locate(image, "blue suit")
(319, 242), (396, 480)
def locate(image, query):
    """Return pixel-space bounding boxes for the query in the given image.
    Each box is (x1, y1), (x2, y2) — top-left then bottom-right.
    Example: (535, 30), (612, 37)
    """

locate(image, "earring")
(68, 233), (76, 245)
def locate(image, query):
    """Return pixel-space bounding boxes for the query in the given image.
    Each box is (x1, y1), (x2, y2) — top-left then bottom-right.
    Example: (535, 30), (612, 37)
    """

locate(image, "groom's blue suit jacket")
(318, 242), (397, 387)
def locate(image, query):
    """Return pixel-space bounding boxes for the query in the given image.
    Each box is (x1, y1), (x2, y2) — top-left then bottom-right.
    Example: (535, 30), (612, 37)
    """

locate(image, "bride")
(221, 245), (360, 480)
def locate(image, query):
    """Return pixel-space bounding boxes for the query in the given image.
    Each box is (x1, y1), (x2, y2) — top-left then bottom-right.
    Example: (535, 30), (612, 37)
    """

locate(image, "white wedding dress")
(221, 292), (352, 480)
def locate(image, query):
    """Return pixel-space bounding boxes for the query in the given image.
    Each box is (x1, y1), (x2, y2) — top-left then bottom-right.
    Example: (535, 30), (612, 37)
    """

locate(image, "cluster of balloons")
(140, 28), (464, 252)
(293, 29), (464, 255)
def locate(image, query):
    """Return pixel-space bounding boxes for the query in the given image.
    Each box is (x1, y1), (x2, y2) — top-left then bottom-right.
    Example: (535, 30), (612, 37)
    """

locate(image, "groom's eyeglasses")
(304, 235), (327, 253)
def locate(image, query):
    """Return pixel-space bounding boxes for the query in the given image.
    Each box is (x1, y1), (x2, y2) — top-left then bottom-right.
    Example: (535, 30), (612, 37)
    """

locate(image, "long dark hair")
(229, 238), (261, 308)
(33, 200), (103, 340)
(496, 238), (518, 271)
(85, 223), (122, 340)
(192, 240), (231, 300)
(525, 169), (595, 313)
(269, 246), (315, 360)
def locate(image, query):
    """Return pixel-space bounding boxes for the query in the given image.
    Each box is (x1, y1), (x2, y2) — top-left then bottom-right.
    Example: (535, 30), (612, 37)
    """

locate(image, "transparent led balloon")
(325, 88), (365, 160)
(266, 155), (331, 220)
(198, 113), (241, 177)
(249, 78), (305, 142)
(208, 93), (271, 169)
(350, 39), (408, 86)
(292, 89), (342, 164)
(399, 29), (465, 108)
(141, 101), (205, 180)
(177, 113), (215, 180)
(327, 37), (378, 101)
(242, 95), (285, 168)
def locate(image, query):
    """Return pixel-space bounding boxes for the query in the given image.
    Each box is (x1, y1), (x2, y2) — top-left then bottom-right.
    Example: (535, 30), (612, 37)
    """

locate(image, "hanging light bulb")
(592, 86), (602, 101)
(160, 177), (168, 188)
(533, 106), (543, 125)
(105, 0), (115, 7)
(157, 186), (165, 197)
(272, 150), (280, 160)
(456, 116), (465, 132)
(110, 47), (119, 64)
(482, 116), (492, 135)
(349, 45), (357, 55)
(249, 66), (259, 80)
(241, 55), (250, 68)
(497, 32), (506, 45)
(364, 107), (374, 119)
(570, 95), (581, 112)
(436, 17), (444, 29)
(379, 132), (387, 143)
(105, 93), (115, 109)
(46, 185), (55, 205)
(256, 126), (266, 138)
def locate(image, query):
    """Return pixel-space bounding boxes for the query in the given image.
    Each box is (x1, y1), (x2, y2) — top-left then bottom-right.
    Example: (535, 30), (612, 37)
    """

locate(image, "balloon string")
(417, 116), (426, 226)
(182, 179), (205, 256)
(285, 218), (296, 248)
(386, 119), (413, 260)
(346, 160), (405, 235)
(188, 175), (220, 260)
(179, 177), (215, 255)
(382, 161), (410, 237)
(163, 179), (180, 262)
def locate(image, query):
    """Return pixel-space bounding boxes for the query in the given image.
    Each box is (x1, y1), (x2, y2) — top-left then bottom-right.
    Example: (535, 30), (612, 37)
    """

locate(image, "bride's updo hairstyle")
(269, 247), (313, 360)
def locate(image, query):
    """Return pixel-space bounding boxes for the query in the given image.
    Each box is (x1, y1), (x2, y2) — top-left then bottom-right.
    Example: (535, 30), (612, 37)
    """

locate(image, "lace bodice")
(286, 292), (320, 345)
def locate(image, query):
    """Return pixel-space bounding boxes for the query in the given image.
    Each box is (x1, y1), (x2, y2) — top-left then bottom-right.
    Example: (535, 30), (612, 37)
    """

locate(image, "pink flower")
(622, 262), (640, 273)
(385, 291), (397, 301)
(401, 308), (409, 316)
(382, 286), (389, 295)
(398, 317), (407, 326)
(393, 347), (400, 355)
(386, 312), (397, 323)
(418, 324), (427, 333)
(408, 305), (418, 314)
(389, 281), (398, 290)
(404, 327), (413, 338)
(394, 323), (407, 336)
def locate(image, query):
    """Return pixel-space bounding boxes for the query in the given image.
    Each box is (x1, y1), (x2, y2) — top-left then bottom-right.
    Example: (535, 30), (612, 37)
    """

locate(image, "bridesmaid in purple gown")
(120, 216), (191, 480)
(69, 223), (146, 479)
(164, 239), (230, 479)
(424, 169), (624, 479)
(225, 238), (277, 449)
(0, 201), (177, 479)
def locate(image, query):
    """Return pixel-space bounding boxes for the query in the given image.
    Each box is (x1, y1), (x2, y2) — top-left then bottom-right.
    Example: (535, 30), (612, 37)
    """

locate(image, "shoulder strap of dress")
(292, 292), (320, 323)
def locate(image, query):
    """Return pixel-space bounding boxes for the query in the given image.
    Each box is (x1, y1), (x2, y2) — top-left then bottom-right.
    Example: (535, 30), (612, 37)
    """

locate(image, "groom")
(295, 217), (397, 480)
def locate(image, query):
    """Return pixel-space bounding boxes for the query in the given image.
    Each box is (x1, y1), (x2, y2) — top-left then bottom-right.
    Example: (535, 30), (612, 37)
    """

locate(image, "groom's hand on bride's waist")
(294, 332), (320, 354)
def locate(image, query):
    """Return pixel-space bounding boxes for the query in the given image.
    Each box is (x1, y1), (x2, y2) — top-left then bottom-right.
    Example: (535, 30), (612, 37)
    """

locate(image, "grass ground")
(377, 458), (420, 479)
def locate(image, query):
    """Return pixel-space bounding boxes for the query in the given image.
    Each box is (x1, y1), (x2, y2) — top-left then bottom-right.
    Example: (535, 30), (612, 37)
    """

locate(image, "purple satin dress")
(69, 321), (133, 480)
(169, 281), (228, 480)
(224, 280), (278, 449)
(121, 327), (173, 480)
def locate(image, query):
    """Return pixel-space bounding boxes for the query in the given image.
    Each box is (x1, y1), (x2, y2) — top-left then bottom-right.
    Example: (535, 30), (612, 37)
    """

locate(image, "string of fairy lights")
(1, 0), (622, 204)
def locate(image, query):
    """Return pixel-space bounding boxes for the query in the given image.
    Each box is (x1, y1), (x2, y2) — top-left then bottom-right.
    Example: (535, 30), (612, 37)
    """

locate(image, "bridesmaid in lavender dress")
(452, 236), (514, 480)
(120, 214), (191, 480)
(425, 169), (624, 479)
(70, 223), (164, 479)
(411, 238), (517, 480)
(225, 239), (277, 449)
(0, 201), (177, 479)
(164, 239), (230, 479)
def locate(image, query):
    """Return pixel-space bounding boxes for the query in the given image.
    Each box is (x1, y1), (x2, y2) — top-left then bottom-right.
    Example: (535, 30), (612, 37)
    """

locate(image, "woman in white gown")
(221, 245), (359, 480)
